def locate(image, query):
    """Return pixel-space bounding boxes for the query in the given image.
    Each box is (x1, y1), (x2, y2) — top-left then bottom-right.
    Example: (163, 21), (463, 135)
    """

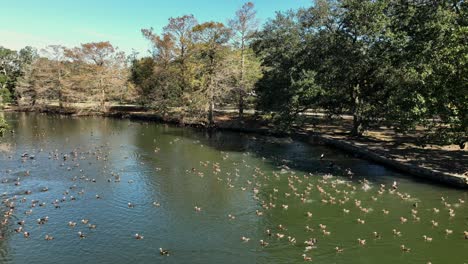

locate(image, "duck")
(23, 231), (30, 238)
(445, 229), (453, 235)
(194, 206), (202, 212)
(159, 248), (170, 256)
(357, 238), (366, 245)
(392, 229), (402, 236)
(335, 246), (344, 253)
(400, 244), (411, 252)
(464, 231), (468, 239)
(302, 254), (312, 261)
(81, 219), (89, 224)
(277, 224), (286, 231)
(373, 231), (381, 239)
(37, 216), (49, 225)
(153, 201), (161, 207)
(304, 238), (317, 246)
(68, 221), (77, 227)
(45, 234), (54, 240)
(241, 236), (250, 242)
(78, 231), (86, 239)
(422, 235), (432, 242)
(259, 239), (269, 247)
(135, 233), (144, 240)
(288, 236), (297, 244)
(128, 202), (134, 208)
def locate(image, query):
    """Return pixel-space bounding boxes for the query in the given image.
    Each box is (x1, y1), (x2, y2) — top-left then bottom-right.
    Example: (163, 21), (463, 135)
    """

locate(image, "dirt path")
(214, 113), (467, 181)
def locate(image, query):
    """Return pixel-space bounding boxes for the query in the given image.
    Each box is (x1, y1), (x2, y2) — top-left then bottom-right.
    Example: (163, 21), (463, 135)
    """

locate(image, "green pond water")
(0, 112), (466, 264)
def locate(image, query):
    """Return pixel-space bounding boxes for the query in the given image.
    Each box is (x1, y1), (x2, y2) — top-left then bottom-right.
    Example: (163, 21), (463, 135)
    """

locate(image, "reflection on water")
(0, 112), (466, 264)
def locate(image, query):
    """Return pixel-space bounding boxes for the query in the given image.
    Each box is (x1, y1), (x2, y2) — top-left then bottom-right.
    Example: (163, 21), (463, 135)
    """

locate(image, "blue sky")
(0, 0), (311, 55)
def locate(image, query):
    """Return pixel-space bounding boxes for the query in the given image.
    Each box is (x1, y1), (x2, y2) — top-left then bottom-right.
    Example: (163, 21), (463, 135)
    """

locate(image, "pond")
(0, 112), (466, 264)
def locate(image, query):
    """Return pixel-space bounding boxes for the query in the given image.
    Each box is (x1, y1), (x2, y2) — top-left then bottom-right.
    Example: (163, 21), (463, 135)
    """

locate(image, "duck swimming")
(159, 248), (170, 256)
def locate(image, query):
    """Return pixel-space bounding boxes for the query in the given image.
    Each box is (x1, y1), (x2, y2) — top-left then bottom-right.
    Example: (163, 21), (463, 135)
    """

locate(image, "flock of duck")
(0, 133), (467, 263)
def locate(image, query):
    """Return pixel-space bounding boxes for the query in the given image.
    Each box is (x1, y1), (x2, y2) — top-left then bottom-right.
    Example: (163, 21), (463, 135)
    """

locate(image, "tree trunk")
(351, 114), (364, 137)
(0, 83), (4, 105)
(208, 97), (214, 127)
(101, 88), (105, 112)
(99, 76), (106, 112)
(351, 84), (364, 137)
(238, 93), (244, 119)
(58, 68), (63, 109)
(58, 90), (63, 109)
(238, 39), (245, 119)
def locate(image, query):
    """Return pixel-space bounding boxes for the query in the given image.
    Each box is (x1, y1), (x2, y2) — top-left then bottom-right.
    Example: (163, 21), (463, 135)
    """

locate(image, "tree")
(192, 22), (232, 125)
(0, 47), (19, 104)
(252, 10), (305, 120)
(384, 1), (467, 146)
(130, 56), (156, 102)
(321, 0), (391, 136)
(229, 2), (259, 118)
(254, 0), (393, 136)
(16, 57), (54, 106)
(140, 27), (183, 111)
(41, 45), (68, 108)
(141, 29), (175, 67)
(162, 15), (200, 112)
(2, 46), (38, 105)
(65, 42), (127, 111)
(164, 14), (198, 82)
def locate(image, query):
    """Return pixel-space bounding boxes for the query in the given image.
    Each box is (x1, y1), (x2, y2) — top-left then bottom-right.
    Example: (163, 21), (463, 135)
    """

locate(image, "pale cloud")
(0, 30), (70, 51)
(0, 29), (143, 55)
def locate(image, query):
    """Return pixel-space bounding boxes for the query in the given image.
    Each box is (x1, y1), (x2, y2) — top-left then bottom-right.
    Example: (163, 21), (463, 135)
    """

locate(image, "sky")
(0, 0), (311, 56)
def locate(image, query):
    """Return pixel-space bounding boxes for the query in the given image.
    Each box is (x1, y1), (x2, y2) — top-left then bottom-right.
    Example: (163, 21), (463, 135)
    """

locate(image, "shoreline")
(3, 105), (467, 189)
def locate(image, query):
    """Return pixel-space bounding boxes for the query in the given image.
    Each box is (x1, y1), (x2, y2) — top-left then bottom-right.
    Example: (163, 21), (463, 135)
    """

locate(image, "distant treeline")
(0, 1), (466, 145)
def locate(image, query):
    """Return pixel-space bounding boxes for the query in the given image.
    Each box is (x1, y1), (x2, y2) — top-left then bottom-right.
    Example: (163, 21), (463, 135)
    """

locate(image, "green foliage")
(252, 10), (302, 113)
(0, 46), (38, 102)
(130, 57), (157, 100)
(0, 87), (12, 104)
(0, 117), (8, 136)
(253, 0), (467, 143)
